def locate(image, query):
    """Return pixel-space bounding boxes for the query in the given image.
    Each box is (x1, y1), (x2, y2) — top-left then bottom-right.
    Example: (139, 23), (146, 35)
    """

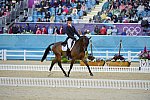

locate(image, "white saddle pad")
(62, 38), (75, 51)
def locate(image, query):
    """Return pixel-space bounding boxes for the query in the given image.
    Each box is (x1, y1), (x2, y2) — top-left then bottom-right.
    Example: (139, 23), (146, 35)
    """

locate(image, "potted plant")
(106, 40), (131, 67)
(80, 54), (105, 66)
(138, 46), (150, 67)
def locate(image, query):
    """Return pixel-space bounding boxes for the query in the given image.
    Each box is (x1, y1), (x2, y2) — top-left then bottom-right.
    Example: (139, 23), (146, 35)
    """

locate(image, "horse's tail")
(41, 43), (54, 62)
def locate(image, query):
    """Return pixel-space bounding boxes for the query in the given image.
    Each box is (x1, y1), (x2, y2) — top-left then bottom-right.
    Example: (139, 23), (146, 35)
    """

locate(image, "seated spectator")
(48, 26), (53, 35)
(94, 25), (99, 35)
(99, 26), (107, 35)
(12, 24), (18, 34)
(33, 24), (38, 34)
(76, 2), (81, 12)
(53, 26), (59, 34)
(100, 11), (107, 21)
(81, 3), (87, 16)
(45, 11), (51, 19)
(107, 26), (112, 35)
(57, 5), (63, 15)
(37, 18), (42, 22)
(121, 29), (127, 35)
(119, 2), (126, 12)
(62, 6), (69, 15)
(46, 18), (50, 22)
(59, 26), (65, 35)
(41, 26), (47, 34)
(112, 25), (118, 35)
(25, 23), (31, 32)
(36, 27), (42, 34)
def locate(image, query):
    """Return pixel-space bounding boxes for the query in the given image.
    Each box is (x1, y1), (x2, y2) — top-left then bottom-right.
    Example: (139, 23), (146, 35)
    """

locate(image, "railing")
(0, 77), (149, 90)
(0, 65), (150, 73)
(0, 50), (3, 60)
(0, 49), (140, 61)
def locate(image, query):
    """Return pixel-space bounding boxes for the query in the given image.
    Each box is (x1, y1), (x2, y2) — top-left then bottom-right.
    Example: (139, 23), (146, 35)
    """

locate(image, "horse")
(41, 36), (93, 77)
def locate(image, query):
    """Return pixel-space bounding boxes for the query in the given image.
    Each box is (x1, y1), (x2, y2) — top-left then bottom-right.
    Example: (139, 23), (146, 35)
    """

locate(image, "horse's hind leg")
(57, 55), (67, 77)
(67, 59), (75, 77)
(49, 58), (57, 72)
(82, 60), (93, 76)
(58, 61), (67, 77)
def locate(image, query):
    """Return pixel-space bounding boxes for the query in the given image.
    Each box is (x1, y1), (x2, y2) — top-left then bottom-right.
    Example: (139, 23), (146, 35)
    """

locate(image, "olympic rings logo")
(123, 26), (141, 35)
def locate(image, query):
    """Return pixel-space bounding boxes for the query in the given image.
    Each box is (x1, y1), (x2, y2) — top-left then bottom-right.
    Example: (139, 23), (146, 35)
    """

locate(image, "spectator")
(76, 2), (81, 12)
(94, 25), (99, 35)
(12, 24), (18, 34)
(33, 24), (38, 34)
(53, 26), (59, 34)
(36, 27), (42, 34)
(57, 5), (63, 15)
(37, 18), (42, 22)
(41, 26), (47, 34)
(119, 2), (126, 11)
(112, 25), (118, 35)
(107, 26), (112, 35)
(48, 26), (53, 35)
(46, 18), (50, 22)
(62, 6), (69, 15)
(99, 26), (107, 35)
(25, 23), (31, 32)
(59, 26), (65, 34)
(45, 11), (51, 19)
(121, 29), (127, 35)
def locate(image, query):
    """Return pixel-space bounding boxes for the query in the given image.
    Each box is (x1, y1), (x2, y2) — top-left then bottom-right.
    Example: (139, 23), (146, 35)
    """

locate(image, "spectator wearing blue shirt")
(121, 29), (127, 35)
(48, 26), (53, 35)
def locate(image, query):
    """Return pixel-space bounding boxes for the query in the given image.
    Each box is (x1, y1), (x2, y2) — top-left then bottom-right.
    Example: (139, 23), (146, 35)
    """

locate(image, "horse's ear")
(88, 37), (91, 40)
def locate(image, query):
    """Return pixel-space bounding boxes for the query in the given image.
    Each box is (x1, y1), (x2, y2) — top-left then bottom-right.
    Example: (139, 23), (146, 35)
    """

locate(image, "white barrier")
(0, 77), (149, 90)
(0, 65), (150, 73)
(1, 49), (140, 61)
(0, 50), (3, 60)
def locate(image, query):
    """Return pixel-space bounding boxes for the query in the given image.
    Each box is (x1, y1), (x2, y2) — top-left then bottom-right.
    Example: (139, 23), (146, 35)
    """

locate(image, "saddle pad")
(62, 40), (75, 51)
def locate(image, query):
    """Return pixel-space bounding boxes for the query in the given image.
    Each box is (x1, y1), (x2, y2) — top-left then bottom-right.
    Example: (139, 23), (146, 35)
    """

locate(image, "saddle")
(61, 38), (76, 59)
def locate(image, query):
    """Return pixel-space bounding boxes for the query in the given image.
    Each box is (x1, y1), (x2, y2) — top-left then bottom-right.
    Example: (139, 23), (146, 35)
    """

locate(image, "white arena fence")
(0, 65), (150, 73)
(0, 49), (140, 61)
(0, 77), (150, 90)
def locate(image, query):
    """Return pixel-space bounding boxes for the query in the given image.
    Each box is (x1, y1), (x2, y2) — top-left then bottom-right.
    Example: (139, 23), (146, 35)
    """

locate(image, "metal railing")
(0, 77), (149, 90)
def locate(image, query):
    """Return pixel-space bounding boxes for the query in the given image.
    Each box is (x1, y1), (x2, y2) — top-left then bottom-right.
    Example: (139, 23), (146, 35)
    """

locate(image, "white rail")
(0, 77), (149, 90)
(0, 50), (3, 60)
(0, 49), (140, 61)
(0, 65), (150, 73)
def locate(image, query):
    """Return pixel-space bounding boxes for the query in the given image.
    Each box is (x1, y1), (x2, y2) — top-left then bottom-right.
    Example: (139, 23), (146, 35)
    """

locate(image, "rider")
(62, 17), (81, 58)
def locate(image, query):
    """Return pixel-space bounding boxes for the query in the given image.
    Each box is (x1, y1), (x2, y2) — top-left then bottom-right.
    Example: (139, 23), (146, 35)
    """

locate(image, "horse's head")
(80, 36), (91, 51)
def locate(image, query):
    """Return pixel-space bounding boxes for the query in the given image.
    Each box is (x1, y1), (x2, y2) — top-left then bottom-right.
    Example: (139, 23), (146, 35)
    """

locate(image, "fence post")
(24, 50), (26, 61)
(128, 51), (131, 62)
(106, 51), (109, 60)
(3, 49), (7, 61)
(2, 49), (3, 60)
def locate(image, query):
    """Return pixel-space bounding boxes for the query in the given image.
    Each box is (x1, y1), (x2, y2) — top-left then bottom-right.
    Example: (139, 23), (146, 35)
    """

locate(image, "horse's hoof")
(90, 73), (94, 76)
(64, 74), (68, 77)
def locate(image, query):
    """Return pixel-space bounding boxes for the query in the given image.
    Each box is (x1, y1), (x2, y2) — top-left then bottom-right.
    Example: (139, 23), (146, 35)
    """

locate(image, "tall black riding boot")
(67, 49), (71, 59)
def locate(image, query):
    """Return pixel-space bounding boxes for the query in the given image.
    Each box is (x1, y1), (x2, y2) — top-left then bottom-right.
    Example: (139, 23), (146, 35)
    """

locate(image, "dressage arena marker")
(0, 77), (150, 90)
(0, 64), (150, 73)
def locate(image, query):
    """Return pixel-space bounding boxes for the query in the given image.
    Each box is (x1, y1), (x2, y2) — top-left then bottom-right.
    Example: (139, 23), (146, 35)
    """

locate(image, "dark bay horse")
(41, 36), (93, 77)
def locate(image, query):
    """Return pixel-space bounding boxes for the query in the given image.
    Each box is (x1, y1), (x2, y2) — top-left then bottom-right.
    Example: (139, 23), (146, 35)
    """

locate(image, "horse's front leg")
(67, 59), (75, 77)
(82, 59), (93, 76)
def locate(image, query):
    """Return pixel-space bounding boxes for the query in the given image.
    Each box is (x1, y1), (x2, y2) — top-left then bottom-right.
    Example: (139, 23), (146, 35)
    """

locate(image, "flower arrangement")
(139, 46), (150, 60)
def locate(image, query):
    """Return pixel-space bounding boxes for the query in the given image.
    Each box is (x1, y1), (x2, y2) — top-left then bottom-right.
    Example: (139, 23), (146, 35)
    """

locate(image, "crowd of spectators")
(27, 0), (97, 22)
(92, 0), (150, 23)
(8, 23), (67, 35)
(0, 0), (22, 17)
